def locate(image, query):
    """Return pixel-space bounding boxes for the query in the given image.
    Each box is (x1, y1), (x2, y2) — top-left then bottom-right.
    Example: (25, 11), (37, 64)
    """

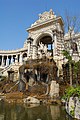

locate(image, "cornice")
(27, 17), (63, 32)
(0, 48), (27, 55)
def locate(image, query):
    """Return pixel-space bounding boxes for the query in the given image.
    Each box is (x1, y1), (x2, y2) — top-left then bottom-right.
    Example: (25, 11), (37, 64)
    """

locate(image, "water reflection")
(0, 101), (73, 120)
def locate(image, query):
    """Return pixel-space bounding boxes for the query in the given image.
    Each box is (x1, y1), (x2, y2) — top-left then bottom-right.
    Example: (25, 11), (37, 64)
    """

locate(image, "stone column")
(19, 53), (23, 65)
(51, 44), (53, 50)
(27, 41), (31, 58)
(52, 41), (54, 57)
(6, 56), (9, 66)
(1, 55), (4, 67)
(53, 32), (57, 56)
(11, 55), (13, 64)
(78, 42), (80, 57)
(53, 32), (58, 62)
(15, 54), (18, 63)
(32, 45), (37, 59)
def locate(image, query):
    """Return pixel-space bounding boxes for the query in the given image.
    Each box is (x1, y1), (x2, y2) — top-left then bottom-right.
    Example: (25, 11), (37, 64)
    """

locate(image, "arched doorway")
(33, 33), (54, 59)
(39, 36), (53, 50)
(71, 42), (78, 52)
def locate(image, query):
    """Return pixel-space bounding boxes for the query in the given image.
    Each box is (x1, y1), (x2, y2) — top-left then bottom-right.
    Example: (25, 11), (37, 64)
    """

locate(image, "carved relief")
(31, 9), (56, 27)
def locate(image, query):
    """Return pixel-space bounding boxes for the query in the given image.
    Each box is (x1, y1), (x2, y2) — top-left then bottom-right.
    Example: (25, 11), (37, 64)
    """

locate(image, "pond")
(0, 101), (73, 120)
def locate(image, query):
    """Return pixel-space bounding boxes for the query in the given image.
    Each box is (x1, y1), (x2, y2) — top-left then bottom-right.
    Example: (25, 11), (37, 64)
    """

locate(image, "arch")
(33, 31), (53, 45)
(22, 53), (27, 58)
(32, 31), (54, 59)
(22, 53), (27, 62)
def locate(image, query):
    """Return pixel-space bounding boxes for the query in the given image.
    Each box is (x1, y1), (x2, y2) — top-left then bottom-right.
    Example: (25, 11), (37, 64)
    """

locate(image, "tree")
(62, 50), (72, 86)
(64, 12), (80, 33)
(62, 12), (80, 86)
(72, 60), (80, 85)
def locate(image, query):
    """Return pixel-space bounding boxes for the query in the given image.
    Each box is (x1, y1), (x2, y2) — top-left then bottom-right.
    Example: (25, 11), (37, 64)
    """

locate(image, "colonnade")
(0, 52), (27, 67)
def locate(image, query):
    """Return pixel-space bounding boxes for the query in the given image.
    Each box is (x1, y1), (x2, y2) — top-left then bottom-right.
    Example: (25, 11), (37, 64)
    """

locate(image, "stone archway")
(32, 32), (54, 59)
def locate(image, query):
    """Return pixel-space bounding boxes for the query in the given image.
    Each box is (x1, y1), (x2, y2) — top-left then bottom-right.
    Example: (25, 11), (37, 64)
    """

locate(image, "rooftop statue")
(31, 9), (56, 27)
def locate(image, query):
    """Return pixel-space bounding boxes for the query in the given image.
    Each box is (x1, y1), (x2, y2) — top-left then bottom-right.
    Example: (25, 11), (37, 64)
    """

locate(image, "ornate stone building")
(0, 9), (80, 79)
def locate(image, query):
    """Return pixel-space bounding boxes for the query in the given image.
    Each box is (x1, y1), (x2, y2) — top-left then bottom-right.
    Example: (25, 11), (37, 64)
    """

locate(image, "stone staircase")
(0, 63), (21, 79)
(0, 64), (12, 75)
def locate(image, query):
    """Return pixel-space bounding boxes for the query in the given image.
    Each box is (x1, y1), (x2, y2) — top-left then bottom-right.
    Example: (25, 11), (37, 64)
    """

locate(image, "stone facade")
(0, 9), (80, 79)
(0, 48), (28, 80)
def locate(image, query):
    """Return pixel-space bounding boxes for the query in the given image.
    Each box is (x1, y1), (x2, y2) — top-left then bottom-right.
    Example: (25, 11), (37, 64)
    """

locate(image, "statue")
(46, 52), (52, 58)
(38, 43), (48, 58)
(44, 44), (47, 54)
(38, 42), (44, 51)
(31, 9), (56, 26)
(49, 9), (54, 17)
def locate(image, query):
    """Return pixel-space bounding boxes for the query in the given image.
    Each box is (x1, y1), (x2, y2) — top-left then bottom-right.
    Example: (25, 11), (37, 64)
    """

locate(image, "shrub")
(62, 86), (80, 100)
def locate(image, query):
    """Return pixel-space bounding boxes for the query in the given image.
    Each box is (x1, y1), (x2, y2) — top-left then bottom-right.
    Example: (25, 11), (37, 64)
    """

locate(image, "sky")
(0, 0), (80, 50)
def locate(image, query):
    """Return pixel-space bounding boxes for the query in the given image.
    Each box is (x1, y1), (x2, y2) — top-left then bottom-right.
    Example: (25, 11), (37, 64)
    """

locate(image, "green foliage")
(62, 50), (72, 62)
(62, 86), (80, 100)
(70, 110), (74, 117)
(73, 61), (80, 75)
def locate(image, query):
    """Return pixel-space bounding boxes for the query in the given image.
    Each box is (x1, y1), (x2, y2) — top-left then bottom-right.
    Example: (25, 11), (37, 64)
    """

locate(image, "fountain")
(18, 57), (59, 98)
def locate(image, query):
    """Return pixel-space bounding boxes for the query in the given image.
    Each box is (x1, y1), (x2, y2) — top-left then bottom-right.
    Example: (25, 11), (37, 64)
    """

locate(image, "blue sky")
(0, 0), (80, 50)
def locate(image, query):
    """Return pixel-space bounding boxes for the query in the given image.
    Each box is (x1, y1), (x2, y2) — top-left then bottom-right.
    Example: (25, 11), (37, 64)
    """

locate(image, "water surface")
(0, 101), (73, 120)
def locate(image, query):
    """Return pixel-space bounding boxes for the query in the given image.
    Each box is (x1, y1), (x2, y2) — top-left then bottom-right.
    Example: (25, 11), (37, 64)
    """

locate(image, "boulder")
(65, 97), (80, 119)
(75, 97), (80, 119)
(68, 97), (75, 115)
(23, 96), (40, 104)
(49, 81), (59, 98)
(28, 77), (34, 86)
